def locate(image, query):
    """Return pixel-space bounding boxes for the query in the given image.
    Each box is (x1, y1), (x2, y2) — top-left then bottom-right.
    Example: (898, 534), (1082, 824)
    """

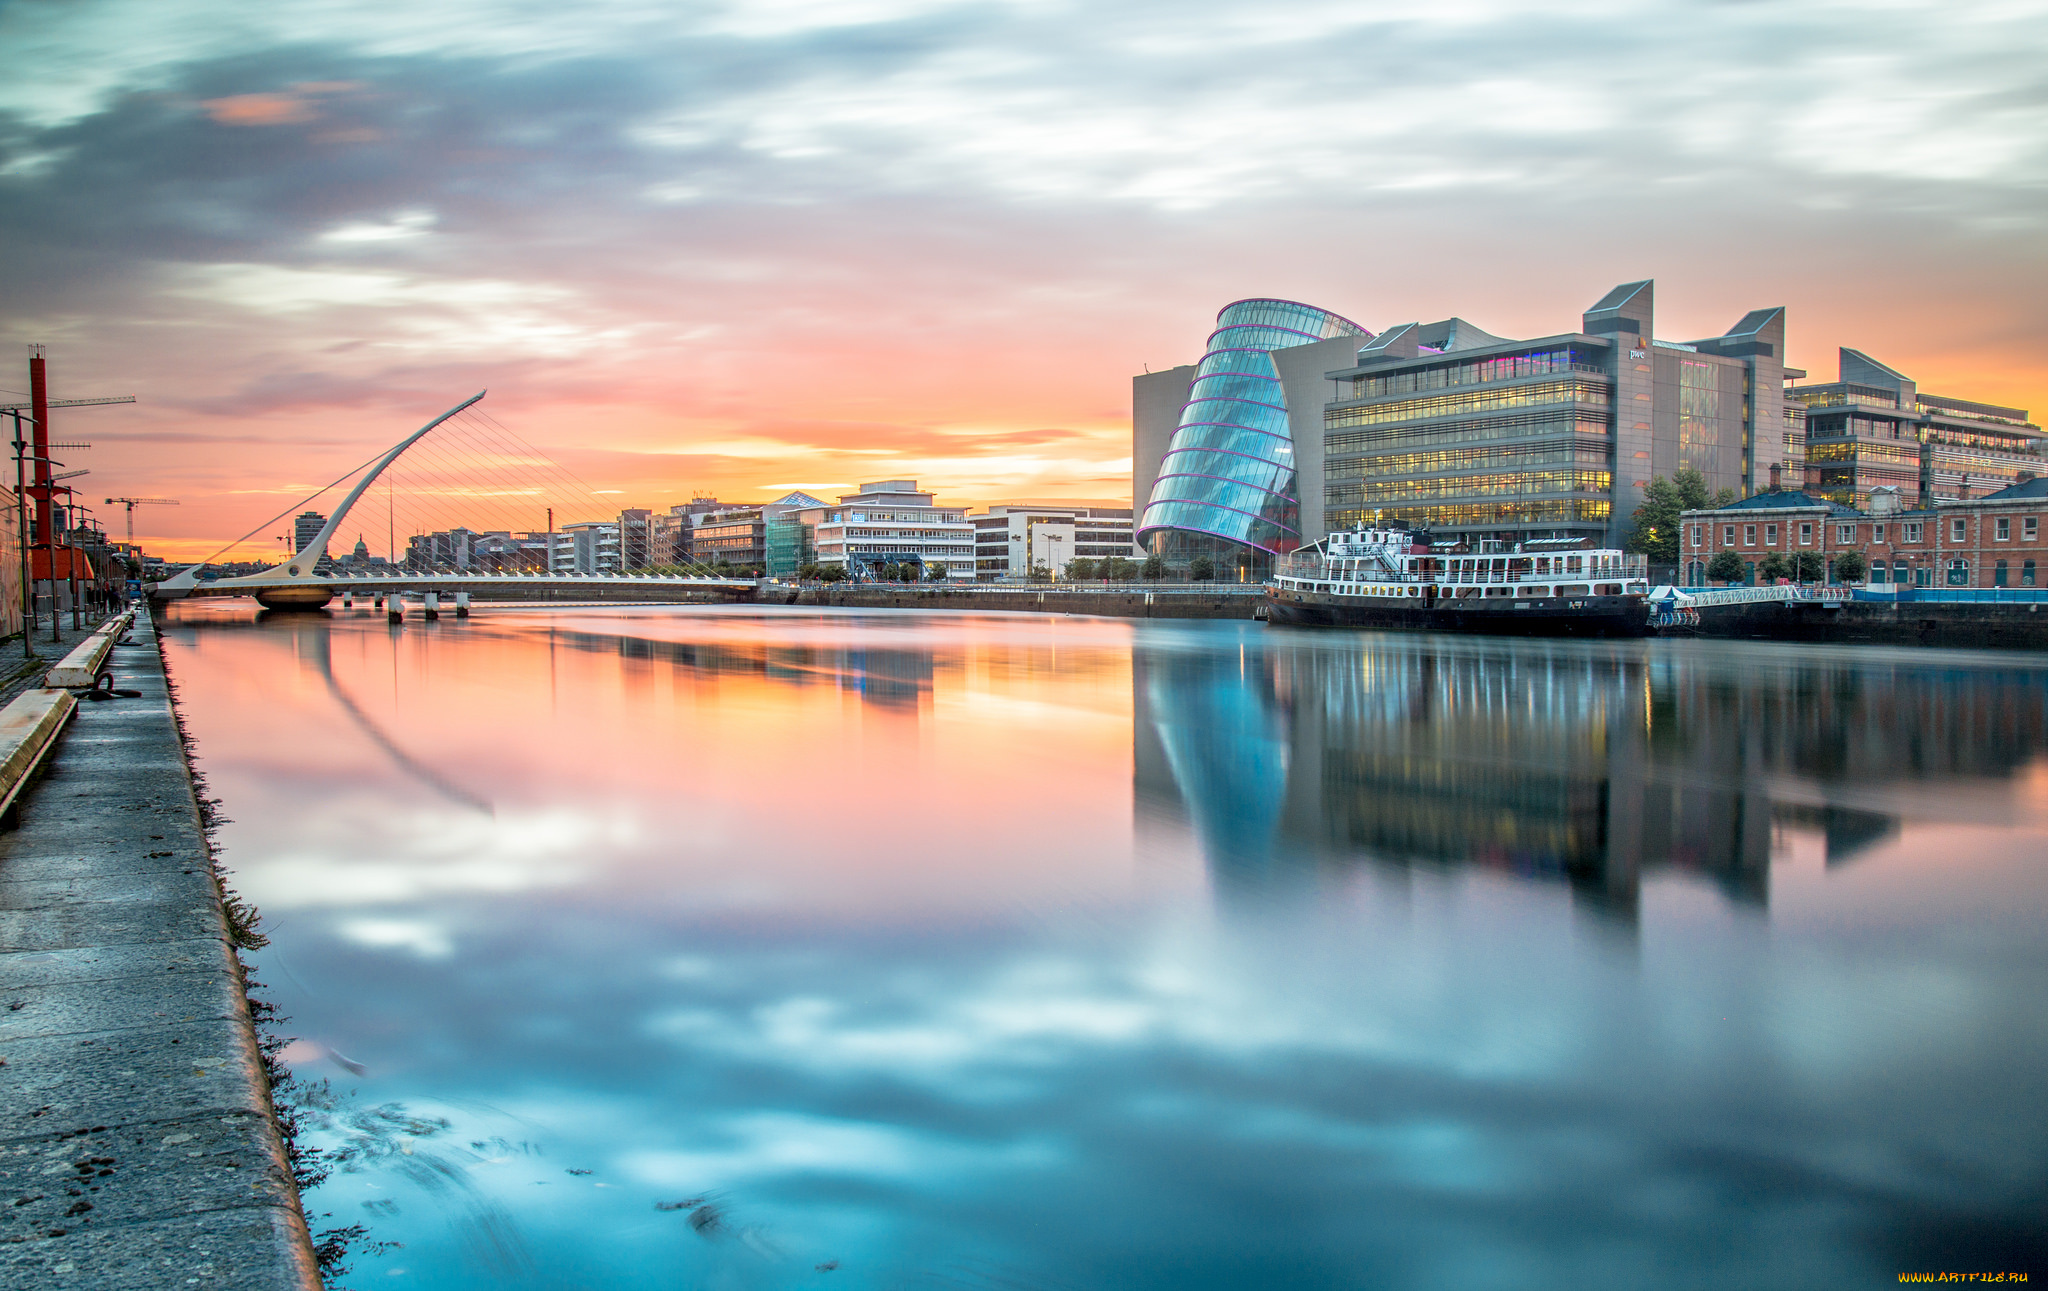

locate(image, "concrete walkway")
(0, 608), (319, 1288)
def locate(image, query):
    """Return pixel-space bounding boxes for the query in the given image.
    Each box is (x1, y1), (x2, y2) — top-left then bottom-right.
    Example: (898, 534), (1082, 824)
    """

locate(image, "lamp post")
(7, 411), (37, 654)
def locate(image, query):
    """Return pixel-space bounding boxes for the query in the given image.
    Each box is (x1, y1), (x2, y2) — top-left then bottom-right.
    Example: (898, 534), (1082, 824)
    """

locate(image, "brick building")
(1683, 477), (2047, 588)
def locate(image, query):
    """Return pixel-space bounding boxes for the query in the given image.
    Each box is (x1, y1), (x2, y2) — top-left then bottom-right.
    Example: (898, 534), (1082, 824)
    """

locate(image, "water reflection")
(1142, 634), (2048, 919)
(158, 603), (2048, 1289)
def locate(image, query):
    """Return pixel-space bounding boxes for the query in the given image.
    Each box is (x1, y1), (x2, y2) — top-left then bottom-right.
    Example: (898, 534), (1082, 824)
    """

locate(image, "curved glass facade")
(1139, 298), (1369, 559)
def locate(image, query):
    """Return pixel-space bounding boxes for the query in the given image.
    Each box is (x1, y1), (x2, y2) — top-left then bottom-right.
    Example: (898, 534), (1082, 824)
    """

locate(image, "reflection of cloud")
(341, 916), (456, 959)
(202, 92), (316, 125)
(617, 1113), (1059, 1185)
(244, 804), (604, 907)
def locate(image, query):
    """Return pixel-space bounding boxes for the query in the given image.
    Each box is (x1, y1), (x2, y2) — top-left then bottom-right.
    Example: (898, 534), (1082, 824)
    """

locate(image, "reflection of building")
(970, 504), (1139, 581)
(1137, 633), (2048, 920)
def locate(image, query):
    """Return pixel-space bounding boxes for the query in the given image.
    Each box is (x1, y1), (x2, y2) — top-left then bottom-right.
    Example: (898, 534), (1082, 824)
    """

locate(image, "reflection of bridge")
(148, 392), (758, 609)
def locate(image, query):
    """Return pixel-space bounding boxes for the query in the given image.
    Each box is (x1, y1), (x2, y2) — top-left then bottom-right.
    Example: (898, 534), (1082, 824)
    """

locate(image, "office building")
(293, 510), (328, 554)
(1134, 283), (1811, 568)
(1794, 350), (2041, 507)
(797, 481), (974, 580)
(559, 520), (620, 574)
(969, 504), (1139, 581)
(692, 491), (826, 573)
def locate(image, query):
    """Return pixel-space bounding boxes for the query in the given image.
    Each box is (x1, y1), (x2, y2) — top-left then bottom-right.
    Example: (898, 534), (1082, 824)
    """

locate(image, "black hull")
(1265, 588), (1651, 638)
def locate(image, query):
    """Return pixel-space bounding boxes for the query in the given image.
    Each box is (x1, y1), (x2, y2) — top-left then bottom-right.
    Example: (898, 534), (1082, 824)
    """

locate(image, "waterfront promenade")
(0, 609), (318, 1288)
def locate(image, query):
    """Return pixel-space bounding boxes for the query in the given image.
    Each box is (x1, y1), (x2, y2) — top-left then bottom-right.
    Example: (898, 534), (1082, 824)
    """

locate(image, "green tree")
(1706, 550), (1746, 584)
(1792, 550), (1826, 583)
(1758, 552), (1792, 582)
(1065, 557), (1097, 581)
(1833, 550), (1868, 583)
(1627, 468), (1737, 564)
(1100, 556), (1136, 582)
(1189, 555), (1216, 582)
(1141, 552), (1165, 580)
(1027, 561), (1052, 584)
(926, 560), (948, 581)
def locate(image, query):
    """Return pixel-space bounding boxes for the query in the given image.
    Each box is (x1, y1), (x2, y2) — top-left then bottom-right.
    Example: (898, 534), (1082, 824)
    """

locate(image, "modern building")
(559, 520), (620, 574)
(1682, 475), (2046, 588)
(969, 504), (1138, 581)
(1794, 350), (2041, 508)
(797, 481), (974, 580)
(1135, 299), (1369, 582)
(293, 510), (328, 553)
(687, 491), (826, 573)
(1134, 283), (1831, 571)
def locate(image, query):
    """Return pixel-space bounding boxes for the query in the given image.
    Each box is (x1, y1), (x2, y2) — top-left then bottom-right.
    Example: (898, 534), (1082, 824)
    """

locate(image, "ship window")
(1521, 586), (1551, 597)
(1596, 583), (1622, 595)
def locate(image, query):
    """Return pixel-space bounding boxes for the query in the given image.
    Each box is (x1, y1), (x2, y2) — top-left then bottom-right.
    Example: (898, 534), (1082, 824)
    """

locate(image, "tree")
(1065, 557), (1096, 581)
(1027, 561), (1052, 583)
(1758, 552), (1792, 582)
(1792, 550), (1826, 583)
(1833, 550), (1868, 583)
(926, 560), (948, 581)
(1706, 550), (1746, 584)
(1626, 468), (1738, 564)
(1141, 552), (1165, 580)
(1189, 555), (1216, 582)
(1100, 556), (1136, 582)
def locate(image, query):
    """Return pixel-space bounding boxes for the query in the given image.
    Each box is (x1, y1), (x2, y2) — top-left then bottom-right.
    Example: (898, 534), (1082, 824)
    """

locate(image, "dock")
(0, 608), (319, 1288)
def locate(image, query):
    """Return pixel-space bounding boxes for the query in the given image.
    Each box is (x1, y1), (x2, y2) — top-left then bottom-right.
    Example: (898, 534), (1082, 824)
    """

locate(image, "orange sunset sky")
(4, 1), (2045, 562)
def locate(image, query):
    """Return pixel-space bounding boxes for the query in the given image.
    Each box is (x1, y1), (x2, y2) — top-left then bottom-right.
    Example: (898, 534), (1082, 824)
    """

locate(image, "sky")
(3, 0), (2047, 561)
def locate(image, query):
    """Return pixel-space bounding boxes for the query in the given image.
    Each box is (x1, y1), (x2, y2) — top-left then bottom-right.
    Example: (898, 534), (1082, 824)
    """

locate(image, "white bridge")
(149, 392), (760, 609)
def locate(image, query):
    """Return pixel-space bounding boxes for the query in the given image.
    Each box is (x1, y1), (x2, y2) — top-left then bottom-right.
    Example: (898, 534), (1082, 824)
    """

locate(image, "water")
(158, 604), (2048, 1288)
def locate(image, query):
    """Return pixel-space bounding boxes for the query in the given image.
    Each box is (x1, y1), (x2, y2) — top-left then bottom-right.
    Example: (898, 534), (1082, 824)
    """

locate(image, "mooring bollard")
(342, 591), (353, 608)
(455, 591), (471, 618)
(387, 595), (404, 623)
(423, 592), (440, 621)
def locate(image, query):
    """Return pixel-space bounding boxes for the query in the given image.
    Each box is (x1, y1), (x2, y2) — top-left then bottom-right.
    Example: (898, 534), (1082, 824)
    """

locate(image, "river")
(157, 603), (2048, 1289)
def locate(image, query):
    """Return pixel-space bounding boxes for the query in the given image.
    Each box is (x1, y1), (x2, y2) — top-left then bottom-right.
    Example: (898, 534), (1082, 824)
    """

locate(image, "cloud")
(0, 0), (2044, 549)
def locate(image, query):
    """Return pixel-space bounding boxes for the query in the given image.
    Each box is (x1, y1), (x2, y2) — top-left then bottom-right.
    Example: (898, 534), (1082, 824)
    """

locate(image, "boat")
(1265, 528), (1652, 637)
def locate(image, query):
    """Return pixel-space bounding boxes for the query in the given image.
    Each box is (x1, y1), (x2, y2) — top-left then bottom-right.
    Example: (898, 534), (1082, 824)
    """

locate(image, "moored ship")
(1266, 527), (1651, 637)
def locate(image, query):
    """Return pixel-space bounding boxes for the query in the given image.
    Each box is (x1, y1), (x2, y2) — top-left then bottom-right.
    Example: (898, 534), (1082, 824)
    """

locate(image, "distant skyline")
(5, 0), (2045, 561)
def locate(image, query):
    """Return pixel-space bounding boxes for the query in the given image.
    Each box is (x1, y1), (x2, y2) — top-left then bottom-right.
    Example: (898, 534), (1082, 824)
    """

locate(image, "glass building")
(1137, 299), (1368, 579)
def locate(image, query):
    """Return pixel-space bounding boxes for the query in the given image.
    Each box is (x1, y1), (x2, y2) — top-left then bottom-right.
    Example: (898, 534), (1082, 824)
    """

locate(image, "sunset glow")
(4, 0), (2045, 561)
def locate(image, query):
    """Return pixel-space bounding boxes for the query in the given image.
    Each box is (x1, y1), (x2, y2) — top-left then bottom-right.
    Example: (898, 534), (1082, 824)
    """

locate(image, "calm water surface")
(159, 604), (2048, 1289)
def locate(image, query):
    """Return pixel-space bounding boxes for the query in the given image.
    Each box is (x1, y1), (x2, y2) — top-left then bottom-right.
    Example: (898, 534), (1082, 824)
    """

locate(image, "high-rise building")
(293, 510), (328, 554)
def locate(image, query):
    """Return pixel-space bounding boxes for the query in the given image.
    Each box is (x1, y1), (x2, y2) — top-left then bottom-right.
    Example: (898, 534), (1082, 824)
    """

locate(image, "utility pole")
(2, 348), (133, 639)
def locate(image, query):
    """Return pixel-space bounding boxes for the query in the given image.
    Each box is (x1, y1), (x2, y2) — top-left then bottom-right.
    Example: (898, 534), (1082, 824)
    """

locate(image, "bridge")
(150, 392), (760, 609)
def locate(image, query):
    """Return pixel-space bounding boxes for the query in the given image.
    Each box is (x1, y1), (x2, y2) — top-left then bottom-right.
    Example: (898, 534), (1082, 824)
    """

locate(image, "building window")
(2026, 559), (2038, 587)
(1800, 523), (1813, 546)
(2026, 517), (2039, 540)
(1904, 522), (1923, 543)
(1874, 523), (1886, 543)
(1744, 561), (1756, 585)
(1947, 558), (1970, 586)
(1914, 564), (1932, 587)
(1995, 560), (2009, 587)
(1996, 516), (2011, 540)
(1765, 523), (1778, 545)
(1744, 524), (1757, 546)
(1723, 525), (1736, 545)
(1837, 524), (1855, 544)
(1689, 524), (1702, 548)
(1952, 518), (1968, 542)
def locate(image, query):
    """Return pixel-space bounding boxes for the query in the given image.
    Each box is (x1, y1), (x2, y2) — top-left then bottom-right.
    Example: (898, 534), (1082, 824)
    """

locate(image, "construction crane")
(106, 496), (178, 544)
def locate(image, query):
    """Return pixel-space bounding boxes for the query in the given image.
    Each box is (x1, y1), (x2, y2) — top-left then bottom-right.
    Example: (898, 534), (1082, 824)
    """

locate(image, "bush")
(1833, 550), (1868, 582)
(1706, 550), (1746, 584)
(1189, 555), (1216, 582)
(1065, 557), (1096, 581)
(1100, 556), (1137, 582)
(1142, 553), (1165, 580)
